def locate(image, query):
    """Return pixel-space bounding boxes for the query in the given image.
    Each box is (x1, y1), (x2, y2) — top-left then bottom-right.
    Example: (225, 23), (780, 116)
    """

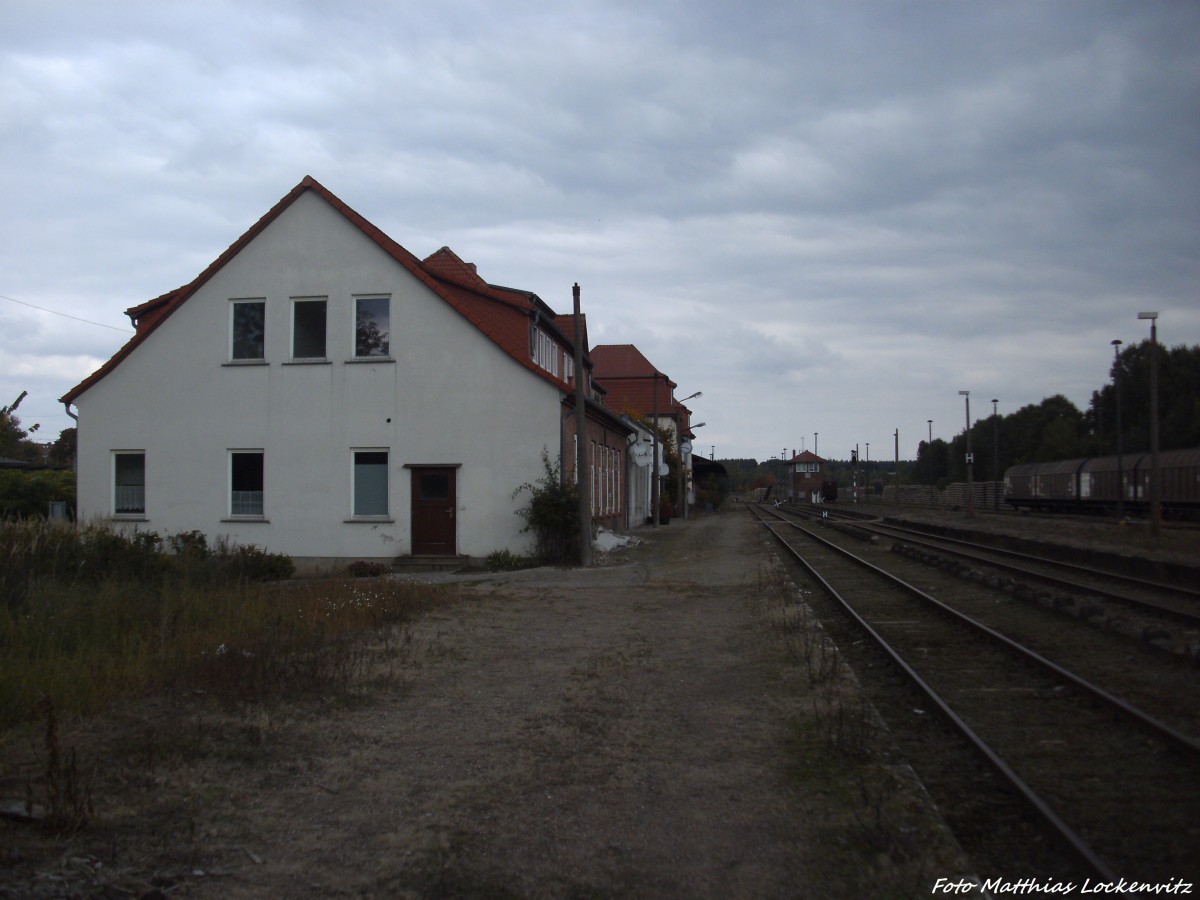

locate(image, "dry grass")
(1, 575), (451, 729)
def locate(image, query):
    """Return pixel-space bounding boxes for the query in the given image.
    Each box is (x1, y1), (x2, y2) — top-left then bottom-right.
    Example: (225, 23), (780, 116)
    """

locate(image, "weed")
(346, 560), (390, 578)
(31, 697), (94, 832)
(485, 549), (532, 571)
(512, 450), (581, 565)
(0, 522), (452, 727)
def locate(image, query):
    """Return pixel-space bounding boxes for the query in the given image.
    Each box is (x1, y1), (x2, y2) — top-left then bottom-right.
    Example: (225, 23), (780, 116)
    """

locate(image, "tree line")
(724, 339), (1199, 492)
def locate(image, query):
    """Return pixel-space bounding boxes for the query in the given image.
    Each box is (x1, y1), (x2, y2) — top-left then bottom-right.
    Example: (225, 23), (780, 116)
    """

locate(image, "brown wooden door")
(411, 468), (456, 555)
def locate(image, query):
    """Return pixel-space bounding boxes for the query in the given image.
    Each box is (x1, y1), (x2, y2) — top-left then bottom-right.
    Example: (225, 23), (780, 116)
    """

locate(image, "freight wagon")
(1003, 447), (1200, 517)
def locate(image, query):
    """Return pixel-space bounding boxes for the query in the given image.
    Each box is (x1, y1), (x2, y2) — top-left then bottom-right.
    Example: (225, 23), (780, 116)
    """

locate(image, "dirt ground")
(2, 511), (972, 898)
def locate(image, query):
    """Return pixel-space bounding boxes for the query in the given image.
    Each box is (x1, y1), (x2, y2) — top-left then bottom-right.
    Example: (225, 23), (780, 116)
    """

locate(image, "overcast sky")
(3, 0), (1197, 462)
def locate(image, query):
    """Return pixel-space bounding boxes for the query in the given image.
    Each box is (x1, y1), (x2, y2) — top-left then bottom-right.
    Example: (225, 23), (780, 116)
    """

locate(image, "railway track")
(783, 503), (1200, 633)
(752, 503), (1200, 881)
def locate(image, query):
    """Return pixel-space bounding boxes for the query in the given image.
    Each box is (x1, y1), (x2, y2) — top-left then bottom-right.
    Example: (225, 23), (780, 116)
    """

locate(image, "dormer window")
(530, 327), (560, 377)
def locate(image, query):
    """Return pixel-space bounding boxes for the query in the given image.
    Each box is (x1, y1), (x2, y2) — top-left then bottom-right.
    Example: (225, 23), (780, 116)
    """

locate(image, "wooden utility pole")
(573, 283), (591, 565)
(651, 371), (659, 527)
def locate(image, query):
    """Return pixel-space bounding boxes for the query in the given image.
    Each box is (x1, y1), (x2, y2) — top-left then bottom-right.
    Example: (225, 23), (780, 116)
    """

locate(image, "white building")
(62, 177), (631, 569)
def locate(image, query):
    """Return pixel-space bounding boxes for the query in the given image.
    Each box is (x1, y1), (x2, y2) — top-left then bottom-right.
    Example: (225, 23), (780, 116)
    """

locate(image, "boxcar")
(1005, 447), (1200, 516)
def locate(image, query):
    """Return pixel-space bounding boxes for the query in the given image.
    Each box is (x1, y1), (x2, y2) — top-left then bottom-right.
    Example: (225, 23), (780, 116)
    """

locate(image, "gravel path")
(2, 511), (971, 898)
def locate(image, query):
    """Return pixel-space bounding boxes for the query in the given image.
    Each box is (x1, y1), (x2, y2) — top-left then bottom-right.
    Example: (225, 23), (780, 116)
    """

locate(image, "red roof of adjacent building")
(590, 343), (683, 420)
(61, 177), (584, 405)
(789, 451), (825, 464)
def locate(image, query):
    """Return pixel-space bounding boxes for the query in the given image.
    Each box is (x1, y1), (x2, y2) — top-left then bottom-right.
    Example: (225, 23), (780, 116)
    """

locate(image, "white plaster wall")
(75, 191), (562, 562)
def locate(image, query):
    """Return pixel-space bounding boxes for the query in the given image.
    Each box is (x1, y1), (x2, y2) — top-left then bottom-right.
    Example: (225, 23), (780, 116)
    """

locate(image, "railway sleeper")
(889, 542), (1198, 667)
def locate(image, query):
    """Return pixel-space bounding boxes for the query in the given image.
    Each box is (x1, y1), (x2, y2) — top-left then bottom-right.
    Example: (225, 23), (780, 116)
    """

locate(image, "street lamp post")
(684, 422), (704, 518)
(894, 428), (900, 509)
(1111, 339), (1124, 520)
(960, 391), (974, 518)
(676, 392), (702, 520)
(1138, 313), (1161, 534)
(991, 399), (999, 512)
(927, 420), (933, 507)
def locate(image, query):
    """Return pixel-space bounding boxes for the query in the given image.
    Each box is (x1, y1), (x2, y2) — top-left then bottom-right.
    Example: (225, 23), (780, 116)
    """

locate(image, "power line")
(1, 293), (133, 333)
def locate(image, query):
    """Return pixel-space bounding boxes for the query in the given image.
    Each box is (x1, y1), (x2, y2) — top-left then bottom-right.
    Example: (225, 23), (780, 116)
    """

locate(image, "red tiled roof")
(789, 451), (824, 463)
(590, 343), (680, 419)
(554, 312), (587, 350)
(62, 177), (582, 404)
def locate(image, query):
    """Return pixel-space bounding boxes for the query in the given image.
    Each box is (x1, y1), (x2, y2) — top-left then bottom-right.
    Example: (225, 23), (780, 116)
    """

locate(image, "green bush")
(0, 468), (76, 519)
(513, 450), (582, 565)
(0, 522), (294, 610)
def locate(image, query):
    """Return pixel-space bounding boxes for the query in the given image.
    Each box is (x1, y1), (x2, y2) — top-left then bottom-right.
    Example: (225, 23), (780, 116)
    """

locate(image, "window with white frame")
(354, 297), (390, 358)
(353, 450), (389, 516)
(530, 327), (560, 377)
(230, 451), (264, 516)
(591, 440), (598, 515)
(292, 297), (327, 359)
(598, 446), (607, 515)
(614, 450), (620, 513)
(231, 300), (266, 360)
(114, 452), (145, 516)
(606, 446), (614, 514)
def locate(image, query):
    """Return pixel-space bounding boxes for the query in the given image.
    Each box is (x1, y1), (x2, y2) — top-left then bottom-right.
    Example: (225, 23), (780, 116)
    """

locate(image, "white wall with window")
(72, 189), (563, 568)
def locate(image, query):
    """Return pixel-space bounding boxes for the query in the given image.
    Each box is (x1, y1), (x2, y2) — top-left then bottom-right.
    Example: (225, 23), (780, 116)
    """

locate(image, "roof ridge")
(61, 178), (578, 405)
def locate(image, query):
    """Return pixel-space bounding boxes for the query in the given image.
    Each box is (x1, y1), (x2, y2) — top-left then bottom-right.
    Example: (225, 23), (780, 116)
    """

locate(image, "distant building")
(789, 450), (827, 502)
(590, 344), (699, 521)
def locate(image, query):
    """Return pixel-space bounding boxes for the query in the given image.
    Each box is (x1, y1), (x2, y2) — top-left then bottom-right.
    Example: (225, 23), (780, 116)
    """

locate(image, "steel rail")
(751, 506), (1119, 881)
(867, 518), (1200, 600)
(777, 503), (1200, 623)
(758, 505), (1200, 756)
(857, 521), (1200, 627)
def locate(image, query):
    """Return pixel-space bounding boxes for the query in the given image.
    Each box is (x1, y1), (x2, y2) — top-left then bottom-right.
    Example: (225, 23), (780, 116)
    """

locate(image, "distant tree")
(1, 392), (42, 462)
(718, 459), (760, 493)
(1088, 341), (1200, 454)
(915, 438), (950, 486)
(989, 395), (1086, 470)
(49, 427), (77, 465)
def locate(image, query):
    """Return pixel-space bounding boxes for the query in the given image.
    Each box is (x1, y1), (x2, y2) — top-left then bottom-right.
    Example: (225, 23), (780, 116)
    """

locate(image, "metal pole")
(1138, 313), (1161, 534)
(1112, 339), (1124, 520)
(927, 419), (933, 507)
(814, 432), (818, 456)
(960, 391), (974, 519)
(677, 439), (684, 522)
(991, 399), (999, 512)
(894, 428), (899, 508)
(572, 284), (592, 565)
